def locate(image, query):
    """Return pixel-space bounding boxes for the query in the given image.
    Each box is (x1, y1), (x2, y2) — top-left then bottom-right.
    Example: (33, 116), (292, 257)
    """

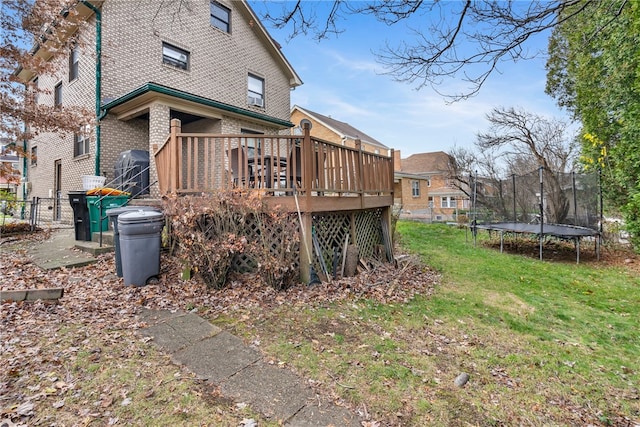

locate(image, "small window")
(411, 180), (420, 197)
(241, 128), (263, 155)
(32, 77), (39, 104)
(69, 45), (79, 81)
(428, 196), (434, 208)
(162, 42), (189, 70)
(31, 146), (37, 166)
(247, 74), (264, 107)
(74, 125), (91, 157)
(54, 82), (62, 107)
(426, 176), (431, 187)
(210, 1), (230, 32)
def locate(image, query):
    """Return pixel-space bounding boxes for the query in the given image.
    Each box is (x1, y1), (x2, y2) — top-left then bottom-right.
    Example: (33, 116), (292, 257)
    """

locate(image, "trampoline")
(465, 167), (603, 264)
(473, 222), (600, 263)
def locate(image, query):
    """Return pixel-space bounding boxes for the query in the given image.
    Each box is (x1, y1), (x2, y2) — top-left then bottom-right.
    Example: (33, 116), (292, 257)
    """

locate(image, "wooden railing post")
(389, 148), (395, 198)
(355, 139), (364, 208)
(302, 121), (313, 199)
(170, 118), (181, 193)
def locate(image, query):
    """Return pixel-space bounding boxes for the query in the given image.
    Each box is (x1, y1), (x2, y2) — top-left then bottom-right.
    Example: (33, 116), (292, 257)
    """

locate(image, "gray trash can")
(106, 206), (160, 277)
(118, 210), (164, 286)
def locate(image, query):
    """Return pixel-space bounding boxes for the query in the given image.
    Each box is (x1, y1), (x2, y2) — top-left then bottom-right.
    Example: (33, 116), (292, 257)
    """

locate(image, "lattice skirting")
(231, 208), (389, 279)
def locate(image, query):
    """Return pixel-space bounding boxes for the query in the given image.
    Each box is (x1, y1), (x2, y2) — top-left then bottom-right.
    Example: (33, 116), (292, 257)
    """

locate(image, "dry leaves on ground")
(0, 231), (439, 425)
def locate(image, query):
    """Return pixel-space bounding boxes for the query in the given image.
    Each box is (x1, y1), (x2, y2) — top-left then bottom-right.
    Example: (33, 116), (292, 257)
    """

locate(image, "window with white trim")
(31, 146), (37, 166)
(411, 180), (420, 197)
(162, 42), (189, 70)
(241, 128), (263, 155)
(248, 74), (264, 107)
(54, 82), (62, 107)
(426, 176), (431, 187)
(69, 44), (79, 81)
(441, 196), (457, 208)
(210, 1), (230, 32)
(74, 125), (91, 157)
(428, 196), (434, 208)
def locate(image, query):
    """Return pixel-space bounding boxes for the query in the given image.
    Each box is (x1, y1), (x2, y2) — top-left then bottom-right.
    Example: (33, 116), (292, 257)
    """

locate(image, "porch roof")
(102, 82), (294, 129)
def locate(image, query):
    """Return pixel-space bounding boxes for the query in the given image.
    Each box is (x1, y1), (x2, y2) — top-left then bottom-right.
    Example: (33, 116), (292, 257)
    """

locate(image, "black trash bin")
(106, 206), (160, 277)
(68, 191), (91, 241)
(118, 210), (164, 286)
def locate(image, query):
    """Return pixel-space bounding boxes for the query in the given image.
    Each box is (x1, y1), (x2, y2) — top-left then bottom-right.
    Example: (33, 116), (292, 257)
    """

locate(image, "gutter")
(103, 82), (294, 128)
(80, 1), (103, 176)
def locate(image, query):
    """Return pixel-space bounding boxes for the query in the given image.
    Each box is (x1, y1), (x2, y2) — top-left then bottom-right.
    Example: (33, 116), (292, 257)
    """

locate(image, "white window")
(441, 196), (457, 208)
(248, 74), (264, 107)
(54, 82), (62, 107)
(210, 1), (230, 32)
(411, 180), (420, 197)
(428, 196), (434, 208)
(74, 125), (91, 157)
(69, 45), (79, 81)
(426, 176), (431, 187)
(162, 42), (189, 70)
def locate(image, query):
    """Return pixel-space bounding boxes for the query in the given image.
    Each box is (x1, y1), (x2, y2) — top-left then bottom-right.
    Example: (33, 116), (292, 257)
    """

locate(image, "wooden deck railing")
(154, 119), (394, 212)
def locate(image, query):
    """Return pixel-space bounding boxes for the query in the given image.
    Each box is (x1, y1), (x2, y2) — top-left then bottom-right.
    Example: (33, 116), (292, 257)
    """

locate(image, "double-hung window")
(31, 146), (37, 166)
(248, 74), (264, 107)
(210, 1), (230, 32)
(69, 45), (79, 81)
(162, 42), (189, 70)
(411, 180), (420, 197)
(54, 82), (62, 107)
(74, 125), (91, 157)
(441, 196), (457, 208)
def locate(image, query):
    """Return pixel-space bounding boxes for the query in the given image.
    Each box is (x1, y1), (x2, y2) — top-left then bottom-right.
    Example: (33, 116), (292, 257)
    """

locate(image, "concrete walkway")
(139, 308), (361, 426)
(24, 229), (362, 426)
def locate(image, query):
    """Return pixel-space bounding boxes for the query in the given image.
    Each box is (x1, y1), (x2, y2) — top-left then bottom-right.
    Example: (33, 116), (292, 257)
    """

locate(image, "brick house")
(394, 151), (470, 222)
(290, 105), (389, 155)
(16, 0), (302, 211)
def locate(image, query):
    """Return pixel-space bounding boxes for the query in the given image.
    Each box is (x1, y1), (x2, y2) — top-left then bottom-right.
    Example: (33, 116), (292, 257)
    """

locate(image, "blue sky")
(251, 2), (571, 158)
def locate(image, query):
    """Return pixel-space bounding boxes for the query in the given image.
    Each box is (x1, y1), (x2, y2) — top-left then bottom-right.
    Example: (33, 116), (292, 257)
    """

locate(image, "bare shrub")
(163, 190), (299, 290)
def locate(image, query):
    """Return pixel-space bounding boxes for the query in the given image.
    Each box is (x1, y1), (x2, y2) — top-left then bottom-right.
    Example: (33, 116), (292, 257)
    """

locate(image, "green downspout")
(81, 1), (103, 175)
(21, 124), (28, 220)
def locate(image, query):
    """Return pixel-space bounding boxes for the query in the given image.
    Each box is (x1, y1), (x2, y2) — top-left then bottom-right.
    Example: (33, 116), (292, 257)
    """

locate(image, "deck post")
(170, 119), (181, 193)
(355, 139), (364, 208)
(300, 212), (313, 284)
(302, 121), (313, 199)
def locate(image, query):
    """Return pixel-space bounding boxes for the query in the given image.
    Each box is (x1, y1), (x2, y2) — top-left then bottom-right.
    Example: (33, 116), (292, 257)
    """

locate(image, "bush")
(163, 190), (299, 290)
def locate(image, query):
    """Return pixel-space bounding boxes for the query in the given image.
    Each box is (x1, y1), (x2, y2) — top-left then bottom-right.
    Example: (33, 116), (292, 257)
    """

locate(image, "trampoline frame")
(472, 222), (600, 263)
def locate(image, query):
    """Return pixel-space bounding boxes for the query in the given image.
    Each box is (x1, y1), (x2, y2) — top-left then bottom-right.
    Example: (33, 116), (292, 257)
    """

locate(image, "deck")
(154, 119), (395, 283)
(154, 119), (394, 213)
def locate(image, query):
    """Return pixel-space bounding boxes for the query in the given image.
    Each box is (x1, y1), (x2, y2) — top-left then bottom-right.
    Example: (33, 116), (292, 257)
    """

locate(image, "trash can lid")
(118, 210), (164, 225)
(106, 206), (160, 218)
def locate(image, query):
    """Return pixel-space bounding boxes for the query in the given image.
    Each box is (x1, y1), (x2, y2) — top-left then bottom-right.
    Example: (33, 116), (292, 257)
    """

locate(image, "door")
(54, 160), (62, 221)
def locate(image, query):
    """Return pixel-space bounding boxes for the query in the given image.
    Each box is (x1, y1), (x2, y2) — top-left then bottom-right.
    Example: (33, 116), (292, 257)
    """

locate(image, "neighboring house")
(0, 140), (20, 194)
(290, 105), (389, 155)
(16, 0), (302, 212)
(395, 151), (470, 222)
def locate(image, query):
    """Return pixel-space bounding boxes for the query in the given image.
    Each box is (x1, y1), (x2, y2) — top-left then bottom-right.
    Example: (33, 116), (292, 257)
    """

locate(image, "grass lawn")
(223, 222), (640, 426)
(2, 222), (638, 426)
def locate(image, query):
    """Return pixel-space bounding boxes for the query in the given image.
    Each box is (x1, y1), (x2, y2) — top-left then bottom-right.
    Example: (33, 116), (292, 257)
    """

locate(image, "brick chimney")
(394, 150), (402, 171)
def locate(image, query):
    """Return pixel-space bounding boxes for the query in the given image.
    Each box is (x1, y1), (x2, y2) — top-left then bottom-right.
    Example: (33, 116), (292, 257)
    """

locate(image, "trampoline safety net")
(471, 168), (601, 230)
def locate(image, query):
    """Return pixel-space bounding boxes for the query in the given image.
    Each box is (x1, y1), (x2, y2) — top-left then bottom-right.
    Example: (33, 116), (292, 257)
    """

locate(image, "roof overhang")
(240, 1), (302, 88)
(102, 82), (294, 129)
(15, 1), (103, 83)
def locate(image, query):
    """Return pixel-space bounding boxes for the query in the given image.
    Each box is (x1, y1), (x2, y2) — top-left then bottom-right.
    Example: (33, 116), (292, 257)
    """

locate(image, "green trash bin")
(87, 195), (129, 233)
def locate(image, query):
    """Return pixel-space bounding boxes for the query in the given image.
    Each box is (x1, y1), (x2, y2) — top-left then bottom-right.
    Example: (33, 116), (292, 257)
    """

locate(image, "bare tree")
(0, 0), (91, 177)
(451, 106), (577, 223)
(256, 1), (624, 100)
